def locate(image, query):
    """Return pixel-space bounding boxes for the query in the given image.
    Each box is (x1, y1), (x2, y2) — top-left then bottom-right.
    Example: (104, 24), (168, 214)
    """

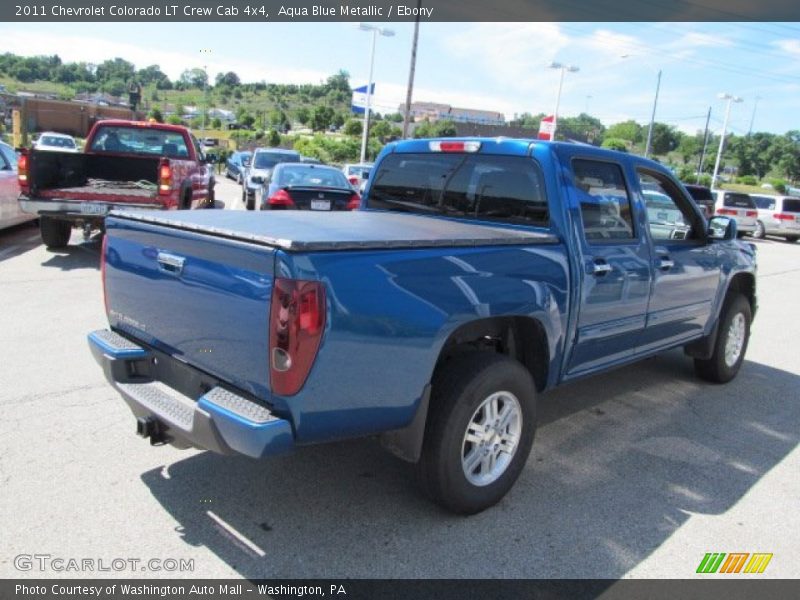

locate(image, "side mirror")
(363, 171), (369, 180)
(708, 215), (737, 240)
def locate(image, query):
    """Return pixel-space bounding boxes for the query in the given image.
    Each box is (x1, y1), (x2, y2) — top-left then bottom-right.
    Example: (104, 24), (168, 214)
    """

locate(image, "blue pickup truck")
(89, 139), (756, 514)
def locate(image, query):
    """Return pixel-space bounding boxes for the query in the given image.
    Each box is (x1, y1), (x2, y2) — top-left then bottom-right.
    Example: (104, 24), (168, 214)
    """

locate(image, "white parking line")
(206, 510), (266, 557)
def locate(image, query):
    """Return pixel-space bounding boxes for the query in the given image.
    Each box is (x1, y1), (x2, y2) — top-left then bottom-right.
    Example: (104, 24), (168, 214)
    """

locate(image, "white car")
(33, 132), (79, 153)
(342, 163), (373, 188)
(712, 190), (757, 237)
(750, 194), (800, 242)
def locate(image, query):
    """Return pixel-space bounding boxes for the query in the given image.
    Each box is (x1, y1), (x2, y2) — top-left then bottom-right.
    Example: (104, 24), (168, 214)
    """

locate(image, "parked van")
(750, 194), (800, 242)
(713, 190), (757, 237)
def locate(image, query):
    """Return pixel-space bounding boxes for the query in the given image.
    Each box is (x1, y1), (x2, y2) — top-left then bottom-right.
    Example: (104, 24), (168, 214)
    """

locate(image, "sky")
(1, 21), (799, 136)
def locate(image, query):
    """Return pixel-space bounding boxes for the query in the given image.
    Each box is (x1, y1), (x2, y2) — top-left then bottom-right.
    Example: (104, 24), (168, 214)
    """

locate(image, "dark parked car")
(225, 151), (252, 184)
(684, 184), (715, 218)
(256, 163), (360, 211)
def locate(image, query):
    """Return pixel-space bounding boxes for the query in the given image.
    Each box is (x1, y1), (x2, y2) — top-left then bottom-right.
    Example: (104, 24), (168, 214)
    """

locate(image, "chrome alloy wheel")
(461, 391), (522, 487)
(724, 312), (746, 367)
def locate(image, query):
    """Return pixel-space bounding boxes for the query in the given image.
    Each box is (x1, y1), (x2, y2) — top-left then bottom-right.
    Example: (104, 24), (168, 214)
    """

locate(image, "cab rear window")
(367, 153), (549, 227)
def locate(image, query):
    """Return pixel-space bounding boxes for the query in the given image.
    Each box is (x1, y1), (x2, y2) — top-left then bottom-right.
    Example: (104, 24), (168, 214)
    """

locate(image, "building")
(401, 101), (506, 126)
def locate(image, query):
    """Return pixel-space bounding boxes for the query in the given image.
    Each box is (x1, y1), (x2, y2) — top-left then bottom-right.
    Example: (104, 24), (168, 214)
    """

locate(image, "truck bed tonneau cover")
(109, 210), (558, 252)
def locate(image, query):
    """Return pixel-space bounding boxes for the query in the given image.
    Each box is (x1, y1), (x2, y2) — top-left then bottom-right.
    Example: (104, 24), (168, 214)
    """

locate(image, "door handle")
(156, 252), (185, 275)
(592, 261), (612, 276)
(657, 257), (674, 271)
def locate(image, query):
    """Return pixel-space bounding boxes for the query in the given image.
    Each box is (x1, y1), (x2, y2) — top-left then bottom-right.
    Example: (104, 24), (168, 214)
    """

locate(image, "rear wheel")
(39, 216), (72, 249)
(752, 220), (765, 239)
(694, 293), (751, 383)
(785, 235), (798, 243)
(416, 353), (537, 514)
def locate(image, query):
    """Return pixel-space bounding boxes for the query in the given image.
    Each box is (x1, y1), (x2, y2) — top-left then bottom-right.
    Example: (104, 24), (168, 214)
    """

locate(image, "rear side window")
(573, 159), (635, 240)
(722, 192), (756, 209)
(781, 198), (800, 213)
(368, 153), (549, 227)
(753, 196), (776, 210)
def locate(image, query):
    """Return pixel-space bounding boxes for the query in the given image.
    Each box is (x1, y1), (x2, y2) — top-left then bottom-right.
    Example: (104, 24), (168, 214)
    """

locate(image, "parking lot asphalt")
(1, 175), (798, 579)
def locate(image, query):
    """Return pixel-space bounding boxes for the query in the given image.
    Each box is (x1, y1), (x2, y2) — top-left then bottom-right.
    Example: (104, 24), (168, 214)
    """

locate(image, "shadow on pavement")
(40, 235), (101, 271)
(140, 351), (799, 578)
(0, 220), (40, 263)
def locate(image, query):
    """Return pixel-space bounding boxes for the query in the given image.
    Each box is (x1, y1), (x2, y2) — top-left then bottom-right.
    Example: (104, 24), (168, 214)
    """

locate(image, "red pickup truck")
(18, 119), (215, 248)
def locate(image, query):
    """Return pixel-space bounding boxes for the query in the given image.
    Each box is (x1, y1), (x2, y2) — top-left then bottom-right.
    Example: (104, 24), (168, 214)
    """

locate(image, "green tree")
(268, 129), (281, 147)
(211, 117), (222, 129)
(179, 68), (208, 89)
(326, 70), (351, 93)
(215, 71), (241, 86)
(649, 122), (681, 155)
(344, 119), (363, 136)
(602, 138), (629, 152)
(310, 106), (335, 132)
(606, 120), (643, 144)
(295, 107), (311, 126)
(148, 107), (164, 123)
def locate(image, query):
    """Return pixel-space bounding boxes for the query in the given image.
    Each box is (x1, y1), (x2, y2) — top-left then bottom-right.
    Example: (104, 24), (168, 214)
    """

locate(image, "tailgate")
(104, 215), (276, 400)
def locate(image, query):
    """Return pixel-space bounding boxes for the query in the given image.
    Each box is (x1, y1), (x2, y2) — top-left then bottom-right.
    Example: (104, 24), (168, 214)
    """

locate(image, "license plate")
(310, 199), (331, 211)
(80, 203), (108, 215)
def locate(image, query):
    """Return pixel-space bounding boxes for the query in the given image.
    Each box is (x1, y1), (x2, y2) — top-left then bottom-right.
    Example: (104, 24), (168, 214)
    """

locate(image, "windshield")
(276, 165), (350, 188)
(40, 135), (76, 148)
(347, 165), (371, 177)
(253, 152), (299, 169)
(89, 125), (189, 157)
(723, 192), (756, 209)
(368, 153), (549, 227)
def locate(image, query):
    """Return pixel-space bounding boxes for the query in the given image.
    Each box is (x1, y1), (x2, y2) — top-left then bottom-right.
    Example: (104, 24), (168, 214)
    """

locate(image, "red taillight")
(774, 213), (795, 220)
(717, 208), (737, 216)
(346, 193), (361, 210)
(348, 176), (360, 186)
(101, 234), (109, 316)
(17, 152), (29, 187)
(158, 160), (172, 194)
(745, 210), (758, 217)
(268, 189), (295, 207)
(269, 278), (326, 396)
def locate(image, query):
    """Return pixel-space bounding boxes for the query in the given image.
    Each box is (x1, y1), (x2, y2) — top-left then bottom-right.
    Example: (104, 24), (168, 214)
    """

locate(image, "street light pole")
(548, 62), (579, 141)
(358, 23), (394, 163)
(199, 48), (212, 139)
(711, 93), (743, 189)
(644, 69), (661, 158)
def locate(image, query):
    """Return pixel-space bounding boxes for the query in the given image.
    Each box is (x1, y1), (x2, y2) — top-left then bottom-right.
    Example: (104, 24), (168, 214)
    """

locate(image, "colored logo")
(696, 552), (773, 574)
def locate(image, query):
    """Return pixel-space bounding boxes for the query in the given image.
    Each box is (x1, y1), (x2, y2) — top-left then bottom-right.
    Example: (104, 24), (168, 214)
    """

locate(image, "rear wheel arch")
(380, 316), (550, 464)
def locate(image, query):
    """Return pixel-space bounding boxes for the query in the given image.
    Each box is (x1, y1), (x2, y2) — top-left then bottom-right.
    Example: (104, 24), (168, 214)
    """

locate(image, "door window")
(638, 170), (698, 241)
(573, 159), (635, 241)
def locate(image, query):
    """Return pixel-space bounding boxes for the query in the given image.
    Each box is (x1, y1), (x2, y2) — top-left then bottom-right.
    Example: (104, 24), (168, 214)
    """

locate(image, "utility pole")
(402, 0), (422, 139)
(711, 93), (742, 189)
(644, 69), (662, 158)
(697, 106), (712, 184)
(747, 96), (761, 136)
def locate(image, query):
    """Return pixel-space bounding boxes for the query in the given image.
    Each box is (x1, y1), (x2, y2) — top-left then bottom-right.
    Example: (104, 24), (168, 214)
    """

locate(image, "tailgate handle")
(156, 252), (185, 275)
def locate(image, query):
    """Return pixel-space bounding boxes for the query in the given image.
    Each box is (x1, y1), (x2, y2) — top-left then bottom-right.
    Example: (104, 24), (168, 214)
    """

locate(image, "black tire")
(245, 190), (255, 211)
(694, 293), (751, 384)
(752, 220), (765, 239)
(416, 352), (537, 514)
(40, 216), (72, 249)
(785, 235), (798, 243)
